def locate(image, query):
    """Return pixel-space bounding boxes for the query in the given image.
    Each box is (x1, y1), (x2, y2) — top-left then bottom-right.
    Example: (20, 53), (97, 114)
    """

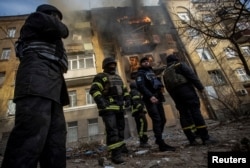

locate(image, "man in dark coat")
(1, 4), (69, 168)
(163, 54), (217, 146)
(136, 57), (176, 152)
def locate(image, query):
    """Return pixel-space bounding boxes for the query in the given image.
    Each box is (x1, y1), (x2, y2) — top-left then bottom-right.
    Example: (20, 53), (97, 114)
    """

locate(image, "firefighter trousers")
(133, 112), (148, 143)
(101, 112), (125, 151)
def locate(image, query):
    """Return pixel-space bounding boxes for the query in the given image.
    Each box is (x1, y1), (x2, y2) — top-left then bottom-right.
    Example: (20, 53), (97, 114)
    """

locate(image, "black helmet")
(140, 57), (149, 65)
(102, 57), (117, 69)
(36, 4), (63, 20)
(130, 82), (137, 89)
(166, 54), (179, 64)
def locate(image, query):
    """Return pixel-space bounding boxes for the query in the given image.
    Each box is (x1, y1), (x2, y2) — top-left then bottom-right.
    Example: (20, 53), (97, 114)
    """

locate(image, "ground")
(0, 117), (249, 168)
(65, 117), (250, 168)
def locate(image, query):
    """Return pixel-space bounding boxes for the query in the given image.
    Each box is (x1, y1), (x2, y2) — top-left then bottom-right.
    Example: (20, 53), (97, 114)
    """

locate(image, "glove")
(96, 98), (109, 109)
(124, 99), (131, 108)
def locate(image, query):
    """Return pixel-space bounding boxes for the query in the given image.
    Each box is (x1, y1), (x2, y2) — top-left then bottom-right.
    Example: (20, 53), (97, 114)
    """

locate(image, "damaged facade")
(0, 0), (249, 154)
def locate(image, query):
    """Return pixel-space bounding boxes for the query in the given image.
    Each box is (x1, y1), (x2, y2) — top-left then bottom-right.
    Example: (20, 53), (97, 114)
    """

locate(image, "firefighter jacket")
(14, 11), (69, 105)
(129, 88), (145, 116)
(90, 72), (130, 115)
(136, 67), (164, 102)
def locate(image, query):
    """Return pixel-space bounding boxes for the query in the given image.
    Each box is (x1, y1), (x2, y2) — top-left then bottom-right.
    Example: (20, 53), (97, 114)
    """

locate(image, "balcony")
(64, 67), (97, 86)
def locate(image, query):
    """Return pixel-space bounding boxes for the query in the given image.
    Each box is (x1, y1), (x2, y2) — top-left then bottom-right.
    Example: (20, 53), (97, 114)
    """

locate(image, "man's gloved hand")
(96, 98), (109, 109)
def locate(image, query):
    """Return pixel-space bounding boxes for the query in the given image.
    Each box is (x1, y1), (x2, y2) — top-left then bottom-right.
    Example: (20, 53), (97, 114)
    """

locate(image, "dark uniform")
(1, 4), (69, 168)
(129, 82), (150, 148)
(163, 55), (217, 145)
(90, 57), (130, 164)
(136, 57), (176, 152)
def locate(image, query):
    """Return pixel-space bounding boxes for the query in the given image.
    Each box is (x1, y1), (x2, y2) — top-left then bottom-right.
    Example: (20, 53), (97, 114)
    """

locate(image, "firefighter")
(89, 57), (131, 164)
(163, 54), (217, 145)
(136, 57), (176, 152)
(129, 82), (151, 148)
(1, 4), (69, 168)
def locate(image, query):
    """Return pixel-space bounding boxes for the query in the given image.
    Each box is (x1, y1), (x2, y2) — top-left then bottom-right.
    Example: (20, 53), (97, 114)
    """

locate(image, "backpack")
(163, 63), (187, 91)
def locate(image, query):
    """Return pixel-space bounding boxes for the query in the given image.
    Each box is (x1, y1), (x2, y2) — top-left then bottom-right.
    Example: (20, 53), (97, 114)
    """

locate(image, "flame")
(117, 16), (151, 24)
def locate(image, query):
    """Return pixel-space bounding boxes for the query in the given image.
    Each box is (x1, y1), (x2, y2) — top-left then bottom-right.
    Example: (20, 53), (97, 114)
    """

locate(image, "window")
(84, 43), (93, 50)
(7, 100), (16, 115)
(235, 68), (250, 82)
(68, 90), (77, 107)
(196, 48), (214, 61)
(177, 13), (190, 22)
(7, 27), (16, 38)
(214, 29), (224, 36)
(208, 70), (226, 85)
(68, 54), (94, 70)
(1, 48), (11, 60)
(72, 34), (82, 41)
(225, 47), (236, 58)
(202, 14), (214, 23)
(88, 118), (99, 136)
(241, 46), (250, 56)
(205, 86), (218, 99)
(0, 72), (6, 86)
(237, 22), (250, 30)
(67, 121), (78, 143)
(187, 28), (199, 38)
(85, 89), (94, 105)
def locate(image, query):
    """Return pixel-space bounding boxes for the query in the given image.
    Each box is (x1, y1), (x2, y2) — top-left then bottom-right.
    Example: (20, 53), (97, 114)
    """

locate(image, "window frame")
(85, 89), (95, 105)
(68, 90), (77, 107)
(88, 118), (99, 137)
(7, 27), (16, 38)
(208, 70), (227, 85)
(177, 12), (190, 22)
(225, 47), (236, 58)
(0, 72), (6, 86)
(67, 121), (78, 143)
(68, 54), (94, 70)
(1, 48), (11, 60)
(241, 46), (250, 56)
(196, 48), (214, 61)
(235, 68), (250, 82)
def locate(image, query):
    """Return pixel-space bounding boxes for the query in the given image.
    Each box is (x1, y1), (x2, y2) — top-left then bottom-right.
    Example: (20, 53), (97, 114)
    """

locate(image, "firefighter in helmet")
(90, 57), (131, 164)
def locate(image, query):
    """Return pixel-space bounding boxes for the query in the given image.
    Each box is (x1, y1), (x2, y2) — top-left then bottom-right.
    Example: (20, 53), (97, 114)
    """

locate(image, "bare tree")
(174, 0), (250, 75)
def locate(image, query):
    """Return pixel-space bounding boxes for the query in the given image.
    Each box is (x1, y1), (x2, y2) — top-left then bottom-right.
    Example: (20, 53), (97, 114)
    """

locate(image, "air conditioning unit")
(238, 89), (248, 96)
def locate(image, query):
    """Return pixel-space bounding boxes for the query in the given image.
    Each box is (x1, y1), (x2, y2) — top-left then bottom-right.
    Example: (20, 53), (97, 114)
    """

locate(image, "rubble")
(0, 117), (249, 167)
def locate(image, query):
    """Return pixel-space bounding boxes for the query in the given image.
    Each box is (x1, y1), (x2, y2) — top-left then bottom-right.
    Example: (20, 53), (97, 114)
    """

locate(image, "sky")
(0, 0), (49, 16)
(0, 0), (160, 17)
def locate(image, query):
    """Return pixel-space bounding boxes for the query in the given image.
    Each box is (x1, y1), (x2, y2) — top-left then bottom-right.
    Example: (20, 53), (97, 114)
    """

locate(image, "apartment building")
(163, 0), (250, 119)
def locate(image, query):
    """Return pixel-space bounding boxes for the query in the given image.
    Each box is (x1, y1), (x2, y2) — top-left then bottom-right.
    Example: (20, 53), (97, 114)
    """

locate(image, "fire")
(117, 16), (151, 24)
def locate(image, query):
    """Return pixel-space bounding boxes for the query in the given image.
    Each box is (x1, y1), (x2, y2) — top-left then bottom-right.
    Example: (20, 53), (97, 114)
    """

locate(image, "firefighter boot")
(155, 139), (176, 152)
(140, 135), (151, 148)
(183, 129), (199, 146)
(111, 147), (125, 164)
(196, 127), (218, 145)
(121, 144), (129, 154)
